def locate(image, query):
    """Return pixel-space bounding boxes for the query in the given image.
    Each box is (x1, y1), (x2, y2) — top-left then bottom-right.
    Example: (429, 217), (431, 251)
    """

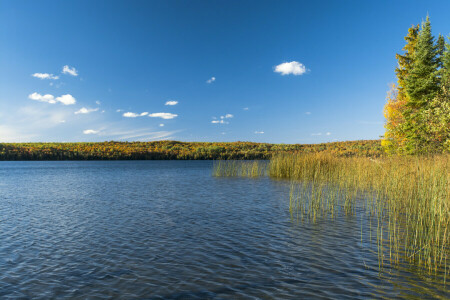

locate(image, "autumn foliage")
(0, 140), (383, 161)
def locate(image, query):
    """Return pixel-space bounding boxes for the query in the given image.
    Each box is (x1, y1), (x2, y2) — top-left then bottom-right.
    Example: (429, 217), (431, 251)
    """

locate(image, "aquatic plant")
(213, 160), (268, 177)
(214, 153), (450, 280)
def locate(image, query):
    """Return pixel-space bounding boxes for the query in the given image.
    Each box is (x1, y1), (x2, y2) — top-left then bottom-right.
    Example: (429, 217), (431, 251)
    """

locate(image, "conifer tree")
(405, 16), (440, 109)
(382, 25), (419, 153)
(442, 36), (450, 86)
(437, 34), (445, 69)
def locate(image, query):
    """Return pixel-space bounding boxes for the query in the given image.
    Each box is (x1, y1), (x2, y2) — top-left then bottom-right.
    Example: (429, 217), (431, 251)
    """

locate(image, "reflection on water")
(0, 161), (447, 298)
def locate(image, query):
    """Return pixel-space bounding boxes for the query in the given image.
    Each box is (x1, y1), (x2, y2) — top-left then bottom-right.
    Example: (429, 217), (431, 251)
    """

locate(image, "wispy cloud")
(62, 65), (78, 76)
(311, 133), (322, 136)
(165, 100), (178, 106)
(32, 73), (59, 80)
(254, 131), (264, 134)
(95, 101), (101, 105)
(243, 107), (249, 111)
(211, 113), (233, 124)
(101, 128), (181, 141)
(74, 107), (99, 114)
(123, 112), (148, 118)
(206, 76), (216, 83)
(305, 112), (311, 115)
(211, 120), (228, 124)
(326, 132), (331, 136)
(28, 92), (76, 105)
(83, 129), (99, 135)
(159, 124), (164, 127)
(274, 61), (307, 76)
(148, 112), (177, 119)
(0, 105), (72, 142)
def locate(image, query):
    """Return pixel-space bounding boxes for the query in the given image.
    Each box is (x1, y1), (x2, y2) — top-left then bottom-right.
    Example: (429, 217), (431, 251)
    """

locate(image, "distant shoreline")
(0, 140), (383, 161)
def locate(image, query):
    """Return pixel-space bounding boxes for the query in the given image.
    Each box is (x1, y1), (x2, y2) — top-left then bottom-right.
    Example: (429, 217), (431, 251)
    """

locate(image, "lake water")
(0, 161), (447, 299)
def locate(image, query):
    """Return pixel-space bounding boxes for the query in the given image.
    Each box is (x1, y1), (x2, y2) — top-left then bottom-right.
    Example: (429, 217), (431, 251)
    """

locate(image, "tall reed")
(214, 153), (449, 279)
(273, 153), (449, 278)
(213, 160), (268, 177)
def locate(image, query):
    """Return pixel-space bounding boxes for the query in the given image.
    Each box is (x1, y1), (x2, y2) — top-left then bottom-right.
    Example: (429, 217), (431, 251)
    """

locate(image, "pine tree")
(437, 34), (445, 69)
(405, 16), (440, 109)
(442, 36), (450, 86)
(382, 25), (419, 154)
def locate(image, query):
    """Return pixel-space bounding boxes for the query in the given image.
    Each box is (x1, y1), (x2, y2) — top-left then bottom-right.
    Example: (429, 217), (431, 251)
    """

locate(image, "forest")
(382, 16), (450, 154)
(0, 140), (383, 161)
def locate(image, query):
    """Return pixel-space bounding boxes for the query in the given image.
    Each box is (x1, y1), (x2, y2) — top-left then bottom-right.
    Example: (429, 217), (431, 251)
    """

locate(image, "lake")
(0, 161), (447, 299)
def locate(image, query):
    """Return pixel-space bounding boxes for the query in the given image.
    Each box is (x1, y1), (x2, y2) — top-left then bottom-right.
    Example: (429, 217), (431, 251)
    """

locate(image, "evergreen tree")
(382, 25), (419, 154)
(437, 34), (445, 69)
(442, 36), (450, 86)
(405, 16), (440, 109)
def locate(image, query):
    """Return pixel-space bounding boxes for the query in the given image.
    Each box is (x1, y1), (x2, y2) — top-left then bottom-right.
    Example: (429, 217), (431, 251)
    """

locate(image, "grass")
(214, 153), (450, 280)
(213, 160), (268, 177)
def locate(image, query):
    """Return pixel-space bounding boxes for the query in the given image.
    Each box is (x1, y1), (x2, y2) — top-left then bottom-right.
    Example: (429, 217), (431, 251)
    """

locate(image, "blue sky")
(1, 0), (449, 143)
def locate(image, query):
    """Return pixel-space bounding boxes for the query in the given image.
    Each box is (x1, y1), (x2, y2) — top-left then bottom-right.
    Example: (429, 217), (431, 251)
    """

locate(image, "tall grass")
(213, 160), (268, 177)
(214, 153), (450, 279)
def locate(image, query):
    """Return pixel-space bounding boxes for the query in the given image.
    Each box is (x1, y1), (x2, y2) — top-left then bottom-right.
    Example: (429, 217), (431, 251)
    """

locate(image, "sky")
(1, 0), (450, 144)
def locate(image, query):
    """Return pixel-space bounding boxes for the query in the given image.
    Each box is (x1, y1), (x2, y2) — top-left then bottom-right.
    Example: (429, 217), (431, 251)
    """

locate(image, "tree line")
(0, 140), (383, 161)
(383, 16), (450, 154)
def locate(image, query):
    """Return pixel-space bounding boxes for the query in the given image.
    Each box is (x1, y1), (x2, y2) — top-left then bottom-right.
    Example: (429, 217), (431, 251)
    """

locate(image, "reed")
(214, 153), (450, 279)
(212, 160), (268, 177)
(277, 153), (449, 279)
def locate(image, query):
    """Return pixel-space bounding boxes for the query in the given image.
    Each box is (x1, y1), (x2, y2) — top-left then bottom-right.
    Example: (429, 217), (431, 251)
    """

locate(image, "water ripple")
(0, 161), (447, 299)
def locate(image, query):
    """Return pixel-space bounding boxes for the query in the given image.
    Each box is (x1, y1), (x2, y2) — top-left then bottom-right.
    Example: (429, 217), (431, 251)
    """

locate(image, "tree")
(405, 16), (440, 109)
(442, 36), (450, 86)
(402, 16), (441, 153)
(382, 25), (419, 154)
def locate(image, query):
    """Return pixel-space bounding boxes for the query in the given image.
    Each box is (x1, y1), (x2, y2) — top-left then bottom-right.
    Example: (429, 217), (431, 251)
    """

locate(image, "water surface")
(0, 161), (447, 299)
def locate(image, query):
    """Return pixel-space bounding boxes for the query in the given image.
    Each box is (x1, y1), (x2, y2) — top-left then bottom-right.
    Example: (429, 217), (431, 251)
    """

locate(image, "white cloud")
(123, 111), (150, 118)
(255, 131), (264, 134)
(326, 132), (331, 136)
(148, 113), (177, 119)
(96, 101), (101, 105)
(165, 100), (178, 106)
(55, 94), (76, 105)
(28, 92), (56, 104)
(274, 61), (307, 75)
(305, 112), (311, 115)
(116, 109), (123, 112)
(206, 76), (216, 83)
(123, 112), (139, 118)
(211, 120), (228, 124)
(243, 107), (249, 111)
(32, 73), (59, 80)
(62, 65), (78, 76)
(83, 129), (99, 135)
(311, 133), (322, 136)
(74, 107), (99, 114)
(212, 113), (233, 124)
(159, 124), (164, 127)
(28, 92), (76, 105)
